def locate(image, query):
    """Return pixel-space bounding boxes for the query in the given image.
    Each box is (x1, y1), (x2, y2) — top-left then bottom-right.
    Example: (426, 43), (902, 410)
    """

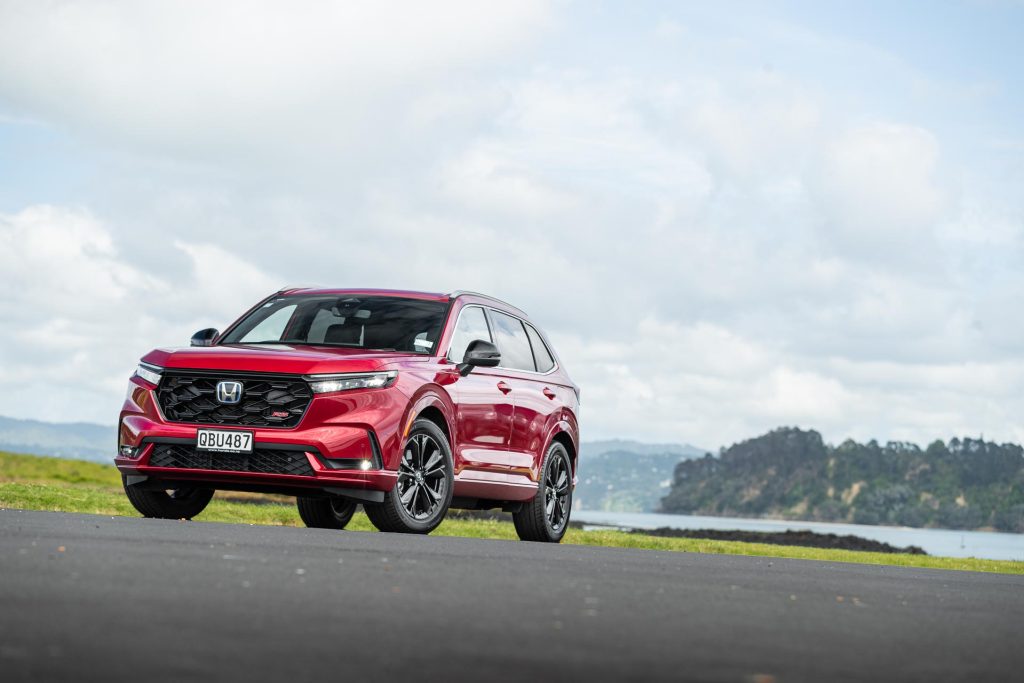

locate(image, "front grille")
(149, 444), (315, 477)
(157, 371), (312, 428)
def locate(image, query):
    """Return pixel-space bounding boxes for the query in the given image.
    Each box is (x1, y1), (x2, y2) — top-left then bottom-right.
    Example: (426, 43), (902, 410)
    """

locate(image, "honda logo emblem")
(216, 381), (243, 404)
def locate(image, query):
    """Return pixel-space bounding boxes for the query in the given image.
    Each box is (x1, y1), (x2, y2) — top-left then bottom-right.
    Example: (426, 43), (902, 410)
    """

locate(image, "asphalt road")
(0, 509), (1021, 683)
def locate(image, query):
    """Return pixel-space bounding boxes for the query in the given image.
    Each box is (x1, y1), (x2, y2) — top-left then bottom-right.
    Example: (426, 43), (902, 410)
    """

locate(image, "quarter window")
(525, 324), (555, 373)
(448, 306), (491, 362)
(489, 311), (536, 372)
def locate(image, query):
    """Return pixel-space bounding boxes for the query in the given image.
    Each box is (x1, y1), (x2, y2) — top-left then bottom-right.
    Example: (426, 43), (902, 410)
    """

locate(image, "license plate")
(197, 429), (253, 453)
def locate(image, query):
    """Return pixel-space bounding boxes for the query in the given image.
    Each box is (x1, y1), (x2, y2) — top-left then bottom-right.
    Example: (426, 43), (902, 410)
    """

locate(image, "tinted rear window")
(489, 310), (536, 371)
(525, 324), (555, 373)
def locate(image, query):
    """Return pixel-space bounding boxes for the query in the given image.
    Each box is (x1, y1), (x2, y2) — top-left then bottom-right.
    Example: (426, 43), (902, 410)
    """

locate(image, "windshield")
(220, 295), (448, 354)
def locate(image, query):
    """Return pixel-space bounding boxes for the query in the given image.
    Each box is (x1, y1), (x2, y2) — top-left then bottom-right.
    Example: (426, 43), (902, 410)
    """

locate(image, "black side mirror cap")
(190, 328), (220, 347)
(457, 339), (501, 376)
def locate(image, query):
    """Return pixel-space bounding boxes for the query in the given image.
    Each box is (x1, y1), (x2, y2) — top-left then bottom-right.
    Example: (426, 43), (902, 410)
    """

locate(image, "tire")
(364, 419), (454, 534)
(297, 496), (358, 529)
(513, 442), (573, 543)
(122, 475), (214, 520)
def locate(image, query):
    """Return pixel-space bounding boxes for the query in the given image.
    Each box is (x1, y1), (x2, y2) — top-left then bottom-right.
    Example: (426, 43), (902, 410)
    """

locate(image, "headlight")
(307, 371), (398, 394)
(135, 363), (163, 386)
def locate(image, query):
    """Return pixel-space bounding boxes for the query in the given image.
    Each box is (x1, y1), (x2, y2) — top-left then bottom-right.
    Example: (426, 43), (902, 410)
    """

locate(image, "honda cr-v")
(116, 288), (579, 542)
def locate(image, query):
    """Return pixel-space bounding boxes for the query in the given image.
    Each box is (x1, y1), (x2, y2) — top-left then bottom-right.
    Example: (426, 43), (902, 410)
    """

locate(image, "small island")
(660, 427), (1024, 533)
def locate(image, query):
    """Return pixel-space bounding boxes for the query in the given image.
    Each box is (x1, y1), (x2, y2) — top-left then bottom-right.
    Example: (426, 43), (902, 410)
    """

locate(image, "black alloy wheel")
(543, 449), (571, 532)
(396, 432), (449, 521)
(364, 419), (454, 534)
(513, 442), (573, 543)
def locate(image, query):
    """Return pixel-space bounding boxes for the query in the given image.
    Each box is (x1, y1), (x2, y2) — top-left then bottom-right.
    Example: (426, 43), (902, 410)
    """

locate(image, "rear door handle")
(542, 387), (557, 400)
(497, 381), (512, 394)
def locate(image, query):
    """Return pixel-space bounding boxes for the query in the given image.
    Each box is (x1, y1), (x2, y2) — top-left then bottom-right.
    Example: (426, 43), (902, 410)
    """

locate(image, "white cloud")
(172, 241), (280, 317)
(815, 123), (945, 255)
(0, 3), (1020, 450)
(439, 144), (580, 216)
(0, 205), (164, 312)
(0, 1), (551, 164)
(556, 315), (1024, 449)
(0, 205), (278, 422)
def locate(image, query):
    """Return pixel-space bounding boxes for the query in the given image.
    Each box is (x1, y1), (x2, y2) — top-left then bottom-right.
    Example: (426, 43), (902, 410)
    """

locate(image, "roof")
(275, 287), (528, 317)
(277, 287), (450, 302)
(446, 290), (528, 317)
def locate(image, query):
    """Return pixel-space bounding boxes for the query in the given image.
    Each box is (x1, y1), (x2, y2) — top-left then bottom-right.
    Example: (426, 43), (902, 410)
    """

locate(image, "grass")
(2, 450), (1022, 575)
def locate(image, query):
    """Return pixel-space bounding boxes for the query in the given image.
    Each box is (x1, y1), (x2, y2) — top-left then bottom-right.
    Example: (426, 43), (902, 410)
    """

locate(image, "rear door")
(486, 311), (558, 487)
(448, 305), (513, 482)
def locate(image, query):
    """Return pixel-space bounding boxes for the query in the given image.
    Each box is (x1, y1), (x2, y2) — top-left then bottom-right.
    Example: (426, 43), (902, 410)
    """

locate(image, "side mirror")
(457, 339), (500, 376)
(190, 328), (219, 347)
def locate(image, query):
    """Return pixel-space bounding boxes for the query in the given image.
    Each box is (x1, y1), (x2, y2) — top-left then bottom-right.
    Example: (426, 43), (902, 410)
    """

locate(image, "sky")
(0, 0), (1022, 450)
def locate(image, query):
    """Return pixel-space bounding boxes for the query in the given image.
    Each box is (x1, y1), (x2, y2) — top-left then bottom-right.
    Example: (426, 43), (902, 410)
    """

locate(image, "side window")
(239, 304), (296, 342)
(489, 311), (536, 372)
(525, 324), (555, 373)
(448, 306), (491, 362)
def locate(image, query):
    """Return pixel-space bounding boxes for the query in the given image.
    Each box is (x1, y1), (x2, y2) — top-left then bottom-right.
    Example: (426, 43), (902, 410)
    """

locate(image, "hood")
(141, 344), (425, 375)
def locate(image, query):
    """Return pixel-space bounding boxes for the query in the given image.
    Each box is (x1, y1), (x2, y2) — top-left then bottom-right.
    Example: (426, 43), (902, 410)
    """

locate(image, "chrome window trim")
(444, 304), (494, 363)
(443, 302), (560, 377)
(522, 320), (557, 374)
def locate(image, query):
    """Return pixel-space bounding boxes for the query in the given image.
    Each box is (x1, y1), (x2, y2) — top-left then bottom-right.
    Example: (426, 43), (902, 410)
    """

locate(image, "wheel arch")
(415, 404), (451, 445)
(401, 388), (455, 454)
(543, 421), (579, 481)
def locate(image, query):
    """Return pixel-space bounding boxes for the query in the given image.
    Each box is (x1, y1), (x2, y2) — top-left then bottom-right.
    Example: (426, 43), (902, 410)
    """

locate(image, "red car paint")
(115, 289), (580, 508)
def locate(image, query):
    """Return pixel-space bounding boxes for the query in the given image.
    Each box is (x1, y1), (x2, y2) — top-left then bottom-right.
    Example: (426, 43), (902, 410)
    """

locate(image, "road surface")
(1, 509), (1021, 682)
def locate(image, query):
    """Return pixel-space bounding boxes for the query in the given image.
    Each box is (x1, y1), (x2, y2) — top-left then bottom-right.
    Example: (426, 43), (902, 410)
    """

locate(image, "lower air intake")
(148, 444), (315, 477)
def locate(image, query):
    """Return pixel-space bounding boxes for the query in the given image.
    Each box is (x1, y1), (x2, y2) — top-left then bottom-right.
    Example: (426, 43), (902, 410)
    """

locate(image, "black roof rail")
(447, 290), (527, 316)
(276, 284), (322, 293)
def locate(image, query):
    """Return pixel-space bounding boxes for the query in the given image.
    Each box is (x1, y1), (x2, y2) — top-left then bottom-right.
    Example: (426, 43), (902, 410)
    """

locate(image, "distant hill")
(660, 427), (1024, 532)
(576, 439), (707, 512)
(583, 439), (706, 459)
(0, 416), (114, 463)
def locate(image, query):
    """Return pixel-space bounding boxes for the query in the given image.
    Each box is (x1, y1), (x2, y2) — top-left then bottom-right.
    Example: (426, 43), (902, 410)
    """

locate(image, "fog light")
(119, 445), (138, 458)
(359, 460), (372, 471)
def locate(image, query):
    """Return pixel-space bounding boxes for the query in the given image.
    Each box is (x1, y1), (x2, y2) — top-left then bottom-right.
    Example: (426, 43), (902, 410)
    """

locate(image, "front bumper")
(115, 376), (402, 497)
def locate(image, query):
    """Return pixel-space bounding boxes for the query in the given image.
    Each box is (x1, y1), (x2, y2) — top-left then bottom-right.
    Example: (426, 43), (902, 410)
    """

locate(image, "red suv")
(115, 289), (579, 542)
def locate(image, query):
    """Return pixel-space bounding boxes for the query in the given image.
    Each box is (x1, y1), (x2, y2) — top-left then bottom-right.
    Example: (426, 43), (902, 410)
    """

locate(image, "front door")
(448, 305), (512, 481)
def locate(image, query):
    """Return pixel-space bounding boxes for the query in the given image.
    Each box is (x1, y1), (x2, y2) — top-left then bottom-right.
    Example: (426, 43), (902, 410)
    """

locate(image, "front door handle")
(542, 387), (557, 400)
(497, 381), (512, 394)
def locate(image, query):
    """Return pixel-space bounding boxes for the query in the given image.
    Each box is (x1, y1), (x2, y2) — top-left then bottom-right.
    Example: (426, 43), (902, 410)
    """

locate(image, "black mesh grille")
(156, 371), (312, 428)
(149, 444), (315, 477)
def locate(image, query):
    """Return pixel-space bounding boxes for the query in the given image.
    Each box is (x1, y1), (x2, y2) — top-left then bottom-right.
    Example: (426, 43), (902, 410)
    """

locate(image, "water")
(572, 510), (1024, 561)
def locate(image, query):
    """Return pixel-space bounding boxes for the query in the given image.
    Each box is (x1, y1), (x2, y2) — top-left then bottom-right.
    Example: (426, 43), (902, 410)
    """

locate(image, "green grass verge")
(2, 450), (1022, 575)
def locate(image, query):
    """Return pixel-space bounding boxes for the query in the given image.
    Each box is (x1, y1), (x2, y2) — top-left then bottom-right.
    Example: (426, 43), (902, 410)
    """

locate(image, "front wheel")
(122, 476), (214, 520)
(513, 442), (573, 542)
(364, 419), (454, 534)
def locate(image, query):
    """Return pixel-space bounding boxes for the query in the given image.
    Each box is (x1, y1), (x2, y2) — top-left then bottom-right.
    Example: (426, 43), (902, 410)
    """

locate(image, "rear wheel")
(513, 442), (572, 542)
(122, 476), (214, 520)
(364, 419), (453, 534)
(296, 496), (357, 529)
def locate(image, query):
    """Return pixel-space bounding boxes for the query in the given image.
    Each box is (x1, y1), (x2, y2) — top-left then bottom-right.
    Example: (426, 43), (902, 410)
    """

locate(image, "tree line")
(660, 427), (1024, 532)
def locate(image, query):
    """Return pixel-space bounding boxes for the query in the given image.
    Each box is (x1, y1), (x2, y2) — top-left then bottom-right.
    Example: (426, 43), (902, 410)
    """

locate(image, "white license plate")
(197, 429), (253, 453)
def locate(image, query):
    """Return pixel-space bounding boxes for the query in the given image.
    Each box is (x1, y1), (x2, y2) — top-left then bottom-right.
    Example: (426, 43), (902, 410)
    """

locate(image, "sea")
(572, 510), (1024, 561)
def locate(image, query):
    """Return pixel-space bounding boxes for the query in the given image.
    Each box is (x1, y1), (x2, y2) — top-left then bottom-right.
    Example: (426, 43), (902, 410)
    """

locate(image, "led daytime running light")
(135, 363), (163, 386)
(308, 371), (397, 394)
